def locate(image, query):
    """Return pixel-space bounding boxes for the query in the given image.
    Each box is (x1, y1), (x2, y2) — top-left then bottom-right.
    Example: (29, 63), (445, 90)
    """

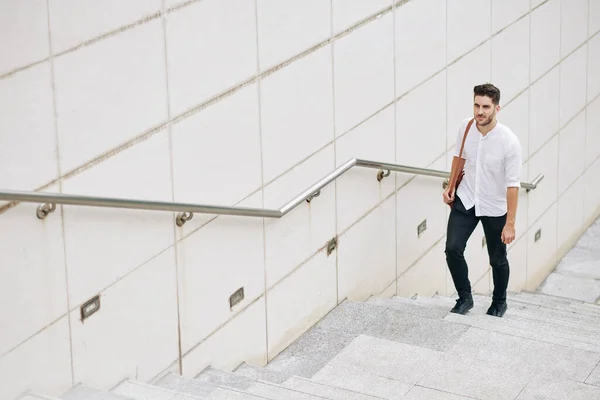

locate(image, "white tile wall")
(557, 176), (585, 251)
(560, 45), (588, 128)
(396, 71), (447, 189)
(530, 0), (561, 82)
(336, 105), (395, 232)
(526, 203), (558, 290)
(53, 19), (168, 173)
(0, 0), (49, 75)
(332, 0), (391, 34)
(337, 196), (396, 302)
(171, 84), (262, 231)
(528, 135), (559, 225)
(591, 0), (600, 35)
(396, 156), (447, 276)
(70, 249), (179, 389)
(584, 157), (600, 221)
(398, 240), (447, 298)
(267, 251), (337, 358)
(446, 0), (491, 63)
(561, 0), (589, 57)
(48, 0), (162, 54)
(529, 66), (560, 156)
(507, 236), (527, 292)
(256, 0), (330, 71)
(395, 0), (446, 97)
(260, 45), (334, 183)
(263, 146), (336, 288)
(0, 62), (58, 191)
(491, 15), (530, 103)
(165, 0), (258, 116)
(61, 131), (174, 308)
(499, 90), (529, 162)
(176, 192), (265, 353)
(0, 185), (67, 358)
(491, 0), (530, 34)
(586, 97), (600, 167)
(0, 317), (72, 400)
(558, 112), (586, 195)
(589, 34), (600, 101)
(473, 270), (491, 295)
(447, 43), (491, 149)
(334, 13), (394, 136)
(181, 298), (267, 376)
(515, 162), (530, 245)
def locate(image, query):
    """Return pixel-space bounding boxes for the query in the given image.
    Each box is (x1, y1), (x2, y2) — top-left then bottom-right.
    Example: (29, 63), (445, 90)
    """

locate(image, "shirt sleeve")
(505, 137), (522, 188)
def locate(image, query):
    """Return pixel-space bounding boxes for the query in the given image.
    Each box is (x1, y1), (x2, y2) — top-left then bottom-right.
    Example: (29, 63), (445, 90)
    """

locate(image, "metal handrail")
(0, 158), (544, 226)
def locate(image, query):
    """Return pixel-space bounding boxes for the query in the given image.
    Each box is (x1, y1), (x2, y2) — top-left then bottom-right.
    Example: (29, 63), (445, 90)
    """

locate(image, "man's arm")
(502, 137), (523, 244)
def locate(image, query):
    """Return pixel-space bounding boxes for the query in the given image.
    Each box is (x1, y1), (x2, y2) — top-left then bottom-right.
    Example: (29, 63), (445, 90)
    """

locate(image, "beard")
(476, 112), (495, 126)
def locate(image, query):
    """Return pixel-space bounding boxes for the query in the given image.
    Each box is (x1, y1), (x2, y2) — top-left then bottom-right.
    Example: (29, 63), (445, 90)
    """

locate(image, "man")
(442, 83), (522, 318)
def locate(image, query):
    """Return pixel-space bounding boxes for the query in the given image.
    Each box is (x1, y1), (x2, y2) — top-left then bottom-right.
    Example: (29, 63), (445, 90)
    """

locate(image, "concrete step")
(232, 363), (288, 384)
(242, 381), (330, 400)
(113, 379), (201, 400)
(365, 296), (449, 319)
(255, 300), (469, 381)
(17, 394), (61, 400)
(61, 385), (131, 400)
(310, 363), (413, 399)
(316, 333), (531, 400)
(280, 376), (381, 400)
(506, 292), (600, 317)
(444, 312), (600, 353)
(155, 372), (266, 400)
(195, 368), (331, 400)
(195, 367), (255, 391)
(538, 272), (600, 303)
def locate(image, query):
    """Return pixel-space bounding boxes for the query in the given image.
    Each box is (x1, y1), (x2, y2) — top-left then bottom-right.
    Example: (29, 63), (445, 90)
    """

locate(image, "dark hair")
(473, 83), (501, 105)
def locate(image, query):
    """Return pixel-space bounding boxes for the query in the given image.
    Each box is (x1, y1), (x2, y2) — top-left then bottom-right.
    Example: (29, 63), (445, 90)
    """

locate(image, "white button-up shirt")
(454, 117), (522, 217)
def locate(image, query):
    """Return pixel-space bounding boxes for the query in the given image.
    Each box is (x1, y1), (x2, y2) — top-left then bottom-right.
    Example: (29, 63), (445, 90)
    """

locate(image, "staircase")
(18, 219), (600, 400)
(17, 289), (600, 400)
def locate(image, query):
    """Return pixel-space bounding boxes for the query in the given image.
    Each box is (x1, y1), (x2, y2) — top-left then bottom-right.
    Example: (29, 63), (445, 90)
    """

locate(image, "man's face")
(473, 95), (499, 126)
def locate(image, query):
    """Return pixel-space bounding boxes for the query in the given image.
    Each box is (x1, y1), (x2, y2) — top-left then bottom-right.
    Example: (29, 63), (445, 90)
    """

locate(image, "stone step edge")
(281, 374), (384, 400)
(113, 379), (203, 400)
(444, 313), (600, 353)
(187, 369), (334, 400)
(376, 295), (600, 344)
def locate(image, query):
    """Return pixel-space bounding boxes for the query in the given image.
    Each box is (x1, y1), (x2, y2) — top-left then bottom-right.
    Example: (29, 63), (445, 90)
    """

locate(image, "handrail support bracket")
(36, 203), (56, 220)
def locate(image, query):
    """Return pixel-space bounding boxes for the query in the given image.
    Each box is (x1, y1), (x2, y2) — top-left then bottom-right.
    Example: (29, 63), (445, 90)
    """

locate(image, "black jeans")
(445, 196), (510, 303)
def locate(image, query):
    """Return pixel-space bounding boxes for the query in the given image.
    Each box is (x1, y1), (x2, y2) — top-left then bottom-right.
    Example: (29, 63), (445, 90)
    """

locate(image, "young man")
(442, 83), (522, 318)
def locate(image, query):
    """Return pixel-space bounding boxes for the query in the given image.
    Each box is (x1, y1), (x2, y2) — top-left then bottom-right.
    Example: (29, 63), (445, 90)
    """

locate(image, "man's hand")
(442, 188), (455, 206)
(501, 223), (515, 244)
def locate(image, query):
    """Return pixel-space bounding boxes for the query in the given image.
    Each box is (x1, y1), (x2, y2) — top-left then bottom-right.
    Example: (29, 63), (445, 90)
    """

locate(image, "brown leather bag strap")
(458, 118), (475, 158)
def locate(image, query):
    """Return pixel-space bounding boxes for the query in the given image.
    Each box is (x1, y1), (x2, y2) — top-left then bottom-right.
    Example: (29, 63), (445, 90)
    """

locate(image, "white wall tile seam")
(0, 0), (567, 200)
(393, 0), (399, 297)
(62, 245), (176, 317)
(0, 310), (68, 360)
(556, 0), (563, 230)
(252, 0), (270, 368)
(160, 0), (185, 376)
(526, 151), (600, 230)
(44, 0), (75, 387)
(329, 0), (341, 304)
(178, 294), (265, 360)
(397, 236), (445, 280)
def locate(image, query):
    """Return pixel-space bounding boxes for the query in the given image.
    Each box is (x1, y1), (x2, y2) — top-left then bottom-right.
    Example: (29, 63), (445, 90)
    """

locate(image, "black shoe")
(486, 301), (507, 317)
(450, 297), (474, 315)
